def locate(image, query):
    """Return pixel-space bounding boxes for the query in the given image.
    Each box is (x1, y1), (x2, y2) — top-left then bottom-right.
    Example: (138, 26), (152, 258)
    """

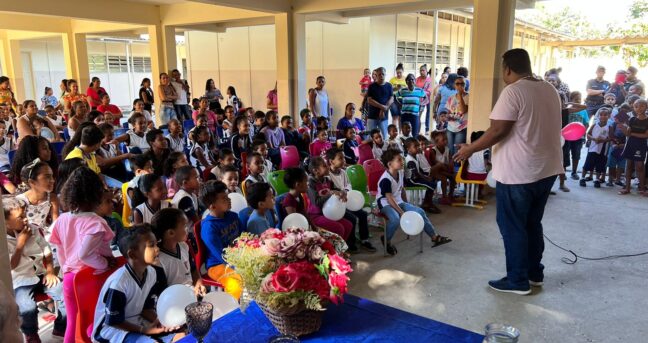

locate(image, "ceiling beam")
(0, 13), (70, 34)
(176, 23), (227, 34)
(189, 0), (290, 13)
(305, 12), (350, 25)
(159, 2), (271, 26)
(0, 0), (159, 25)
(293, 0), (472, 15)
(70, 20), (145, 35)
(543, 37), (648, 47)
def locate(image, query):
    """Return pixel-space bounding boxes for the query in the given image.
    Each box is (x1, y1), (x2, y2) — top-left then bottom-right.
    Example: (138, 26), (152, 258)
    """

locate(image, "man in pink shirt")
(454, 49), (563, 296)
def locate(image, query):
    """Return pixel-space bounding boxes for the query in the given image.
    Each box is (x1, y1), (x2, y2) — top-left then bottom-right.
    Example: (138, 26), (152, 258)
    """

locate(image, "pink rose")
(261, 228), (284, 241)
(308, 245), (324, 261)
(328, 272), (349, 294)
(328, 254), (352, 274)
(261, 274), (275, 293)
(262, 238), (282, 256)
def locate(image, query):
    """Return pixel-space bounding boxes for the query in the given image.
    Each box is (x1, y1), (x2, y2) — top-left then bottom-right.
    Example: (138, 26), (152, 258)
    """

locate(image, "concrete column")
(148, 24), (177, 125)
(62, 31), (90, 91)
(0, 37), (26, 101)
(467, 0), (516, 131)
(274, 12), (307, 120)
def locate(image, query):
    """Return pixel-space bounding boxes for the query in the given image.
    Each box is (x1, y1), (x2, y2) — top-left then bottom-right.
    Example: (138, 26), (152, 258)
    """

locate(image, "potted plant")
(223, 227), (352, 336)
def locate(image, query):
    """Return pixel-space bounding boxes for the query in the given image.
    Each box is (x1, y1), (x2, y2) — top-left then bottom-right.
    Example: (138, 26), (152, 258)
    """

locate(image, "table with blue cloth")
(180, 294), (484, 342)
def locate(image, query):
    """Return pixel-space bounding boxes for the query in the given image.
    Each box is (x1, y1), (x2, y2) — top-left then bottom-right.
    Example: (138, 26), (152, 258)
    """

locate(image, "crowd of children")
(1, 62), (645, 342)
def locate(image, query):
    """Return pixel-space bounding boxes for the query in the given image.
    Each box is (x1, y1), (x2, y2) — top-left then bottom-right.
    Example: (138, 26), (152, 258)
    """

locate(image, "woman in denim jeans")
(157, 72), (178, 126)
(445, 75), (469, 156)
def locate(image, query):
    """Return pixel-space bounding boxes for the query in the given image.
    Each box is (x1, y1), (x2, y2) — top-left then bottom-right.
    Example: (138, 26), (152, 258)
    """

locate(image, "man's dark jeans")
(495, 175), (557, 288)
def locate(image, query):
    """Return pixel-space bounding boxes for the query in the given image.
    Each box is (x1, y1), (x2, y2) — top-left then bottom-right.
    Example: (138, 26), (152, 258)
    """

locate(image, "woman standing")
(397, 74), (426, 137)
(0, 76), (18, 110)
(61, 79), (88, 114)
(432, 73), (448, 115)
(445, 75), (469, 156)
(389, 64), (407, 131)
(203, 79), (223, 111)
(157, 73), (178, 126)
(309, 76), (331, 119)
(139, 78), (155, 112)
(86, 77), (107, 110)
(16, 100), (60, 143)
(59, 79), (69, 98)
(267, 82), (278, 110)
(434, 73), (458, 118)
(416, 64), (433, 134)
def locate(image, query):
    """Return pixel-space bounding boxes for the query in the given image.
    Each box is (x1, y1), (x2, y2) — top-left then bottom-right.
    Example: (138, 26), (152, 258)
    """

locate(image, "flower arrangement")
(223, 227), (352, 313)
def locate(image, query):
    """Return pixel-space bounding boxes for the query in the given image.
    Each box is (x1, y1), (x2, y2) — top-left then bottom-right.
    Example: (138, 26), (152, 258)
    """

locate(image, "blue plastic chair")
(52, 141), (66, 160)
(8, 150), (16, 165)
(122, 122), (129, 129)
(38, 110), (46, 116)
(183, 120), (195, 133)
(237, 207), (253, 232)
(161, 128), (169, 136)
(114, 128), (128, 137)
(273, 193), (288, 229)
(63, 128), (70, 141)
(103, 175), (123, 189)
(119, 142), (128, 154)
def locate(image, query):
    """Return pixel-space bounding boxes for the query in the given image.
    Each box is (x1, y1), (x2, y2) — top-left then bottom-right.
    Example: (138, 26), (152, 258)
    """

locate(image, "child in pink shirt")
(49, 167), (115, 343)
(309, 129), (332, 157)
(359, 68), (372, 96)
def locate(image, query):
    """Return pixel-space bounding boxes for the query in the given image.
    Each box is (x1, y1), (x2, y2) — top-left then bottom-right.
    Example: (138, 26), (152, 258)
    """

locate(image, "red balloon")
(561, 122), (587, 141)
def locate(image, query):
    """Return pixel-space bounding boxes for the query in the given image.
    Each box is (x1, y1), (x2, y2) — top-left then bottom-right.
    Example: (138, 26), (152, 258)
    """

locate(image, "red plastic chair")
(240, 152), (248, 181)
(363, 159), (386, 197)
(193, 222), (224, 288)
(424, 146), (435, 167)
(357, 143), (374, 165)
(355, 135), (363, 145)
(74, 257), (126, 343)
(280, 145), (300, 169)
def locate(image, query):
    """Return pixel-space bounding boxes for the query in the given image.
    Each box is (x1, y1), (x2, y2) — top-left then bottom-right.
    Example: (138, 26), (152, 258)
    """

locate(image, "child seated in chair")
(369, 128), (389, 161)
(386, 124), (403, 153)
(92, 225), (186, 343)
(342, 127), (359, 165)
(5, 196), (66, 342)
(243, 152), (266, 190)
(397, 121), (414, 145)
(378, 149), (451, 256)
(429, 131), (456, 205)
(404, 138), (441, 214)
(326, 149), (376, 253)
(310, 129), (332, 157)
(465, 131), (490, 182)
(260, 110), (285, 167)
(171, 166), (201, 250)
(220, 165), (243, 195)
(210, 148), (236, 180)
(283, 167), (348, 254)
(245, 182), (277, 234)
(151, 208), (206, 296)
(252, 140), (274, 182)
(199, 181), (244, 300)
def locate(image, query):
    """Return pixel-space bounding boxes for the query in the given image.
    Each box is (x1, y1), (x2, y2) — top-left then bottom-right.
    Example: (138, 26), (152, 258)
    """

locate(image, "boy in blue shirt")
(244, 182), (277, 234)
(199, 180), (244, 300)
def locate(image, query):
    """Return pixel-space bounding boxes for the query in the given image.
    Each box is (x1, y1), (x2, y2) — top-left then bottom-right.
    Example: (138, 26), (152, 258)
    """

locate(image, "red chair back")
(74, 257), (126, 343)
(280, 145), (300, 169)
(363, 159), (386, 194)
(355, 135), (363, 145)
(240, 152), (248, 180)
(424, 146), (435, 166)
(357, 143), (374, 165)
(193, 221), (222, 287)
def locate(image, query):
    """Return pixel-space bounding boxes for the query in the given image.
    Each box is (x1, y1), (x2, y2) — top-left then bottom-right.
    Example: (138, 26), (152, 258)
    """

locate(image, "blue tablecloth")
(180, 294), (484, 342)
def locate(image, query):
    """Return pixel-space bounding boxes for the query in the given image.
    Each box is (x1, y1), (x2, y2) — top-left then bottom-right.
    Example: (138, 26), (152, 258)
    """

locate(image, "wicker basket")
(258, 301), (324, 336)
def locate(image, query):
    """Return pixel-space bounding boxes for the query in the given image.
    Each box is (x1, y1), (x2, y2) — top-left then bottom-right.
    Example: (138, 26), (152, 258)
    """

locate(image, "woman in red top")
(96, 94), (122, 126)
(85, 77), (107, 109)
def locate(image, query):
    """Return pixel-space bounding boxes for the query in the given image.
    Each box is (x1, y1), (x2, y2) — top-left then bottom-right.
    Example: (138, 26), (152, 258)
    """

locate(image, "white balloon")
(400, 211), (424, 236)
(486, 171), (497, 188)
(228, 193), (247, 213)
(202, 292), (239, 321)
(157, 285), (197, 327)
(322, 195), (345, 221)
(282, 213), (309, 231)
(560, 135), (565, 147)
(346, 190), (365, 211)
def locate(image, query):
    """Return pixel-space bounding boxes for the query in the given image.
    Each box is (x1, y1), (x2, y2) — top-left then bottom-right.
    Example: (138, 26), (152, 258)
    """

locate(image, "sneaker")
(606, 181), (614, 187)
(529, 280), (544, 287)
(360, 240), (377, 253)
(24, 334), (42, 343)
(488, 277), (531, 295)
(570, 173), (580, 180)
(579, 179), (586, 187)
(380, 235), (398, 256)
(594, 180), (601, 188)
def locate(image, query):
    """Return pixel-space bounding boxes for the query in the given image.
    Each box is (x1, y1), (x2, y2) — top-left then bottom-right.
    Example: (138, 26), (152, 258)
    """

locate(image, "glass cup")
(483, 323), (520, 343)
(186, 301), (213, 343)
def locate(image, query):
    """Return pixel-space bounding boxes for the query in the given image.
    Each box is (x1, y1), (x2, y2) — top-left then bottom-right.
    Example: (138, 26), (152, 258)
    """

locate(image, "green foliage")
(257, 290), (325, 312)
(521, 0), (648, 67)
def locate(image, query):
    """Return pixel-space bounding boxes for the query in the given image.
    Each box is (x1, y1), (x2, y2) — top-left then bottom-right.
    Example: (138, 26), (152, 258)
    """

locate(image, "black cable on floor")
(543, 234), (648, 264)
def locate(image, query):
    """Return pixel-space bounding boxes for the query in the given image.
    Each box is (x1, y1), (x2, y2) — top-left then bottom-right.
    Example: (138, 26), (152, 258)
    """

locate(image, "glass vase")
(239, 287), (256, 314)
(482, 323), (520, 343)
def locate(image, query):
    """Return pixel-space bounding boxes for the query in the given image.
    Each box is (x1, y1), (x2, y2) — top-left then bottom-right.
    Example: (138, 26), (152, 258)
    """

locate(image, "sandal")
(618, 189), (631, 195)
(431, 235), (452, 248)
